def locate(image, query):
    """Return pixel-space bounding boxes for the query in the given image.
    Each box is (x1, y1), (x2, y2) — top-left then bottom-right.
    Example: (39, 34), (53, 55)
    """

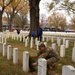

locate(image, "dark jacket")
(37, 27), (42, 35)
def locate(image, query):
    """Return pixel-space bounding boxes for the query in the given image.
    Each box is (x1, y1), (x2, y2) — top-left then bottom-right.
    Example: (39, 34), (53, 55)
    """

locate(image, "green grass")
(0, 37), (75, 75)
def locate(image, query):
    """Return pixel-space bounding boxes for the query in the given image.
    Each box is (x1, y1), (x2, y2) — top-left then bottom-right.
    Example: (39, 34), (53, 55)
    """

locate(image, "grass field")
(0, 37), (75, 75)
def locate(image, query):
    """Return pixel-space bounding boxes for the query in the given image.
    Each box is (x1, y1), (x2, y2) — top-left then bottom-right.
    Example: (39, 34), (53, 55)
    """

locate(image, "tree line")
(0, 0), (29, 31)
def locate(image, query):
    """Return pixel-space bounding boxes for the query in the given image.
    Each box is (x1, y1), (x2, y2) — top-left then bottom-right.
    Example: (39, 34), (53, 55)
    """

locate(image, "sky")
(39, 0), (75, 23)
(39, 0), (75, 16)
(39, 0), (50, 17)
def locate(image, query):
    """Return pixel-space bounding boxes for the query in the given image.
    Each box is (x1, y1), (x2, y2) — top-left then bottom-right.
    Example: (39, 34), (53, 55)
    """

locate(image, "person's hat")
(38, 42), (45, 47)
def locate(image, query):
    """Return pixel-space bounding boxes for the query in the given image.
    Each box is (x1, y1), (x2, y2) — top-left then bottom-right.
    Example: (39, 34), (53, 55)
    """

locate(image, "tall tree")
(13, 14), (28, 29)
(0, 0), (12, 31)
(47, 0), (75, 14)
(5, 0), (29, 31)
(48, 12), (66, 31)
(28, 0), (41, 36)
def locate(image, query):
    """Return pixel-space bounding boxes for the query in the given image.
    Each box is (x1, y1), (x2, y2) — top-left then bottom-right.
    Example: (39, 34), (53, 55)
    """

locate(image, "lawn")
(0, 37), (75, 75)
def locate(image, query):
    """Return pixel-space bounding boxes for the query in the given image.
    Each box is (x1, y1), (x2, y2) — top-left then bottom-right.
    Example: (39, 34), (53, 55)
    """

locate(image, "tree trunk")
(9, 21), (12, 31)
(0, 11), (2, 31)
(29, 0), (40, 37)
(8, 18), (13, 31)
(8, 14), (14, 31)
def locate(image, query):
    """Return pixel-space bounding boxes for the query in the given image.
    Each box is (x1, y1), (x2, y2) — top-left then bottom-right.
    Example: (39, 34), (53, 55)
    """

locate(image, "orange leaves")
(10, 0), (29, 14)
(20, 5), (29, 14)
(11, 0), (21, 8)
(0, 1), (3, 6)
(48, 12), (66, 29)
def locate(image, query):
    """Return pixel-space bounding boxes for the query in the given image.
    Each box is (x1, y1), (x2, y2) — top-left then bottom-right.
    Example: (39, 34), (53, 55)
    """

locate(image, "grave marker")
(3, 43), (7, 57)
(23, 51), (29, 72)
(62, 65), (75, 75)
(7, 45), (12, 60)
(60, 45), (65, 57)
(13, 48), (18, 64)
(38, 58), (47, 75)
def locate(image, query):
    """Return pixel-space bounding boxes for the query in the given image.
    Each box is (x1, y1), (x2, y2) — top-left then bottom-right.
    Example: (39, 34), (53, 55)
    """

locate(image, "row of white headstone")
(42, 36), (75, 62)
(43, 31), (75, 37)
(2, 44), (75, 75)
(0, 42), (18, 64)
(0, 37), (6, 44)
(1, 32), (75, 62)
(0, 34), (75, 75)
(2, 30), (75, 43)
(10, 31), (73, 47)
(0, 38), (47, 75)
(3, 45), (75, 75)
(11, 30), (28, 42)
(11, 33), (71, 48)
(24, 36), (75, 62)
(12, 30), (75, 38)
(10, 32), (75, 62)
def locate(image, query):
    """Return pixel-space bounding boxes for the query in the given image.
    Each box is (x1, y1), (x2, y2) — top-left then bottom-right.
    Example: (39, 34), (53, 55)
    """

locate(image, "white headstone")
(72, 47), (75, 62)
(44, 42), (47, 47)
(25, 38), (28, 47)
(17, 35), (19, 40)
(35, 38), (38, 45)
(30, 37), (33, 48)
(0, 36), (2, 42)
(38, 58), (47, 75)
(65, 40), (69, 48)
(2, 37), (4, 43)
(42, 36), (45, 41)
(13, 48), (18, 64)
(7, 45), (12, 60)
(0, 42), (3, 53)
(4, 38), (6, 44)
(27, 36), (29, 41)
(13, 34), (16, 40)
(23, 35), (25, 42)
(20, 34), (22, 42)
(57, 38), (61, 46)
(3, 43), (7, 57)
(12, 34), (14, 39)
(37, 41), (40, 50)
(60, 45), (65, 57)
(74, 42), (75, 47)
(62, 65), (75, 75)
(63, 38), (65, 45)
(52, 43), (56, 50)
(23, 51), (29, 72)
